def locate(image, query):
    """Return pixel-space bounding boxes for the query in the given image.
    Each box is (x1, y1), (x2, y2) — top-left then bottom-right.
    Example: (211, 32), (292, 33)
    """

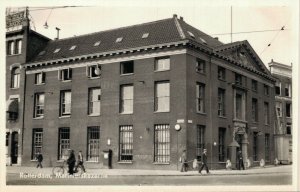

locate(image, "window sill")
(218, 161), (226, 164)
(7, 53), (22, 57)
(153, 162), (170, 165)
(120, 112), (133, 115)
(218, 78), (226, 82)
(35, 83), (45, 86)
(196, 71), (206, 75)
(30, 160), (38, 162)
(10, 87), (19, 90)
(118, 161), (133, 164)
(154, 69), (170, 72)
(154, 111), (170, 113)
(120, 73), (134, 76)
(59, 115), (71, 119)
(233, 119), (247, 123)
(88, 77), (100, 80)
(33, 117), (44, 120)
(196, 112), (206, 115)
(60, 80), (72, 82)
(218, 116), (227, 119)
(88, 114), (100, 117)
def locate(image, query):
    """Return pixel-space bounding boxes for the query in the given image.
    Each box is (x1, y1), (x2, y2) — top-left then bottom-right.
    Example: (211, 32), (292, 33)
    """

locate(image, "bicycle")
(52, 160), (84, 176)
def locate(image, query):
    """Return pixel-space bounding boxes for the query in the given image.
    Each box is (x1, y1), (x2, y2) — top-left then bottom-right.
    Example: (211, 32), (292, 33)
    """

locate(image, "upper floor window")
(87, 65), (101, 78)
(120, 84), (134, 114)
(7, 41), (15, 55)
(252, 80), (258, 92)
(275, 81), (281, 95)
(16, 39), (22, 54)
(88, 88), (101, 115)
(252, 98), (258, 122)
(286, 103), (291, 118)
(285, 83), (291, 97)
(218, 66), (226, 81)
(120, 61), (134, 75)
(196, 59), (206, 74)
(35, 72), (45, 85)
(218, 88), (225, 117)
(155, 57), (170, 71)
(196, 83), (205, 113)
(235, 73), (243, 86)
(264, 84), (269, 96)
(34, 93), (45, 118)
(155, 81), (170, 112)
(11, 67), (20, 88)
(264, 102), (269, 124)
(276, 102), (282, 117)
(60, 90), (71, 117)
(58, 68), (72, 81)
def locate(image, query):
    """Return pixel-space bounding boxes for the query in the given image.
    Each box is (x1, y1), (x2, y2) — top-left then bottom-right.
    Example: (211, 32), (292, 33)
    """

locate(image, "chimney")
(173, 14), (177, 18)
(55, 27), (60, 40)
(214, 37), (219, 40)
(179, 16), (183, 20)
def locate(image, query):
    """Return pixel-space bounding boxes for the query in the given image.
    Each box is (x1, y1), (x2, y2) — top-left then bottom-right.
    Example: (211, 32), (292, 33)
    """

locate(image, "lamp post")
(174, 124), (181, 170)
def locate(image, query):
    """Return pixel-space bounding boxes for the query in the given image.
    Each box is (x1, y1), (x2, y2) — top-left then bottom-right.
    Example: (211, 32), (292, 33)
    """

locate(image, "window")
(252, 80), (258, 92)
(155, 81), (170, 112)
(252, 98), (258, 122)
(275, 82), (281, 95)
(199, 37), (207, 44)
(235, 93), (242, 119)
(16, 39), (22, 54)
(218, 128), (226, 162)
(187, 31), (195, 38)
(155, 57), (170, 71)
(196, 83), (205, 113)
(264, 102), (269, 124)
(119, 125), (133, 162)
(88, 88), (101, 115)
(116, 37), (123, 43)
(94, 41), (101, 46)
(87, 65), (101, 78)
(35, 72), (45, 84)
(196, 59), (206, 73)
(235, 73), (243, 86)
(276, 102), (282, 117)
(60, 90), (71, 116)
(218, 88), (225, 117)
(154, 124), (170, 163)
(69, 45), (77, 50)
(32, 128), (43, 160)
(286, 123), (291, 135)
(11, 67), (20, 88)
(53, 48), (61, 53)
(7, 41), (15, 55)
(196, 125), (205, 160)
(253, 132), (258, 161)
(87, 126), (100, 161)
(264, 84), (269, 96)
(6, 132), (10, 147)
(285, 83), (291, 97)
(58, 68), (72, 81)
(7, 98), (18, 121)
(34, 93), (45, 118)
(265, 134), (270, 161)
(58, 128), (70, 160)
(218, 66), (226, 80)
(120, 61), (134, 75)
(120, 85), (133, 114)
(142, 33), (149, 38)
(286, 103), (291, 117)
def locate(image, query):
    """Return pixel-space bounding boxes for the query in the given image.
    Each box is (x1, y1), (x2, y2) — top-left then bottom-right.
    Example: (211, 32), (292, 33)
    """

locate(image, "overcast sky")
(4, 0), (299, 67)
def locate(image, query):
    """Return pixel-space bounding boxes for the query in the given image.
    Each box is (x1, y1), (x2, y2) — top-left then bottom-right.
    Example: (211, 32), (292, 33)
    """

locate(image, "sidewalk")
(7, 164), (292, 177)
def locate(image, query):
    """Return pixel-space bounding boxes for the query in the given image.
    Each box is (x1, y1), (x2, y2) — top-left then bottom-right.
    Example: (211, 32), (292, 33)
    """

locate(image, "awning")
(6, 99), (18, 113)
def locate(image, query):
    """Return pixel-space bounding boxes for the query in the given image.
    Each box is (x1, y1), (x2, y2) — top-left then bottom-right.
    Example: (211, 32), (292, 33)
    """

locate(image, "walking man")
(199, 149), (210, 174)
(67, 150), (76, 175)
(75, 150), (86, 173)
(36, 152), (43, 168)
(180, 150), (187, 172)
(238, 150), (245, 170)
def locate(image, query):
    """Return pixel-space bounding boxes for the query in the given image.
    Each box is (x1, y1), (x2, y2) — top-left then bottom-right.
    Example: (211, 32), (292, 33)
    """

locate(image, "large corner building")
(6, 11), (276, 170)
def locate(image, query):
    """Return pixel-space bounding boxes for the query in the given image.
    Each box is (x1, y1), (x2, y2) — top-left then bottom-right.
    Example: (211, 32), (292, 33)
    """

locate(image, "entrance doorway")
(11, 131), (18, 164)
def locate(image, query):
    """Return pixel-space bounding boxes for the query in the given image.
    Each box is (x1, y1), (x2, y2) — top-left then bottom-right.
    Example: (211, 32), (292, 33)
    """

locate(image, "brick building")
(268, 60), (292, 164)
(6, 12), (276, 169)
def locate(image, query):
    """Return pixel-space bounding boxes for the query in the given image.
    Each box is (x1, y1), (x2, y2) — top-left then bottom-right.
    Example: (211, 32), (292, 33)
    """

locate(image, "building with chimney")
(6, 12), (276, 170)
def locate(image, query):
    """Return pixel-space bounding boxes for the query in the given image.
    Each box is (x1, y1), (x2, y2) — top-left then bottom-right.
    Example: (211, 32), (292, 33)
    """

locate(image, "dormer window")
(94, 41), (101, 46)
(69, 45), (77, 50)
(199, 37), (207, 44)
(116, 37), (123, 43)
(54, 48), (61, 53)
(142, 33), (149, 38)
(187, 31), (195, 38)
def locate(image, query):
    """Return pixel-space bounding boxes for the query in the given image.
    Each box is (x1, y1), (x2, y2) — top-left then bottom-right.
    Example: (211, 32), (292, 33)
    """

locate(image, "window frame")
(11, 67), (20, 89)
(87, 126), (100, 162)
(31, 128), (43, 160)
(58, 68), (72, 81)
(252, 80), (258, 92)
(34, 93), (45, 118)
(155, 57), (170, 72)
(120, 61), (134, 75)
(252, 98), (258, 122)
(286, 103), (291, 118)
(196, 59), (206, 74)
(87, 64), (101, 79)
(58, 127), (70, 160)
(253, 132), (258, 161)
(196, 125), (205, 160)
(154, 124), (170, 163)
(120, 84), (134, 114)
(218, 66), (226, 81)
(196, 83), (205, 113)
(154, 81), (170, 112)
(218, 88), (226, 117)
(218, 128), (226, 162)
(35, 72), (46, 85)
(60, 90), (72, 117)
(264, 84), (269, 96)
(264, 102), (269, 125)
(88, 87), (101, 116)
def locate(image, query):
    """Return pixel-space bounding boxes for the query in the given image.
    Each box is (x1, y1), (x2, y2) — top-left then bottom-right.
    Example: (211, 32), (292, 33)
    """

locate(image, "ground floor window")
(196, 125), (205, 160)
(32, 128), (43, 160)
(154, 124), (170, 163)
(265, 134), (270, 161)
(218, 128), (226, 162)
(58, 127), (70, 160)
(119, 125), (133, 162)
(87, 126), (100, 161)
(253, 132), (258, 161)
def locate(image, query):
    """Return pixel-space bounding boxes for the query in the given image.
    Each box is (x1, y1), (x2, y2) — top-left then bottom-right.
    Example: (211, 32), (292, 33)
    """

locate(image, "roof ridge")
(173, 17), (186, 39)
(48, 17), (174, 43)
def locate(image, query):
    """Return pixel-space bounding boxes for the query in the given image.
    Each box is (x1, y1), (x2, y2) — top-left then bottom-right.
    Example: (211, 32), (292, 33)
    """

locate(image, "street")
(7, 172), (291, 185)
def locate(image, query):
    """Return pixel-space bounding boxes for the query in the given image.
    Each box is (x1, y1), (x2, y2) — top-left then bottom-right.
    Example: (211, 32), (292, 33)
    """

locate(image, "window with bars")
(87, 126), (100, 161)
(11, 67), (20, 88)
(218, 128), (226, 162)
(88, 87), (101, 115)
(35, 72), (46, 84)
(252, 98), (258, 122)
(155, 81), (170, 112)
(120, 84), (133, 114)
(154, 124), (170, 163)
(253, 132), (258, 161)
(155, 57), (170, 71)
(119, 125), (133, 162)
(32, 128), (43, 160)
(265, 134), (270, 161)
(252, 80), (258, 92)
(218, 88), (225, 117)
(196, 83), (205, 113)
(264, 102), (269, 124)
(34, 93), (45, 118)
(196, 59), (206, 73)
(218, 66), (226, 81)
(60, 90), (71, 116)
(58, 128), (70, 160)
(196, 125), (205, 160)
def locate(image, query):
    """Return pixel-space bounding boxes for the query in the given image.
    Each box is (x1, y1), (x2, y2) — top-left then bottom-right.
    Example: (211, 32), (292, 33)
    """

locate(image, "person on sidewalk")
(238, 150), (245, 170)
(75, 150), (86, 173)
(36, 152), (43, 168)
(180, 150), (188, 172)
(199, 149), (210, 174)
(67, 150), (76, 175)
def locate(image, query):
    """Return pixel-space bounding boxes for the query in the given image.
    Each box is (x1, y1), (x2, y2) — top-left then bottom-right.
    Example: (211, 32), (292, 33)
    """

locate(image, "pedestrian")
(238, 150), (245, 170)
(67, 150), (76, 175)
(199, 149), (210, 174)
(180, 150), (187, 172)
(75, 150), (86, 173)
(36, 152), (43, 168)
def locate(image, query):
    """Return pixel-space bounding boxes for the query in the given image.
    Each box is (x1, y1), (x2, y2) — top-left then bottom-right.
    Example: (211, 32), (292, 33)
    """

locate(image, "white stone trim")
(174, 17), (186, 39)
(6, 35), (24, 41)
(26, 49), (187, 74)
(9, 63), (21, 70)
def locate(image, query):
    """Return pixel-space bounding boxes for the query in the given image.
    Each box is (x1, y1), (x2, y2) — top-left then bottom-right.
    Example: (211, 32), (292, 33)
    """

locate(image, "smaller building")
(268, 60), (292, 164)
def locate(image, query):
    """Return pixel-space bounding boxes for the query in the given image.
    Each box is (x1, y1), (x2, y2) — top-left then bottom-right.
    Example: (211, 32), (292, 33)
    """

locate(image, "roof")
(30, 15), (223, 63)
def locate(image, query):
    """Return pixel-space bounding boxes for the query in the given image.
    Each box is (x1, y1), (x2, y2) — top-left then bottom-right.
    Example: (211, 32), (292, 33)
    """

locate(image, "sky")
(6, 1), (295, 68)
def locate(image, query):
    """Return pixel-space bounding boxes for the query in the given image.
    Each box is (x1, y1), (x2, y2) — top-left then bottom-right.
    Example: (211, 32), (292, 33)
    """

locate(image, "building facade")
(268, 60), (292, 164)
(6, 13), (276, 169)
